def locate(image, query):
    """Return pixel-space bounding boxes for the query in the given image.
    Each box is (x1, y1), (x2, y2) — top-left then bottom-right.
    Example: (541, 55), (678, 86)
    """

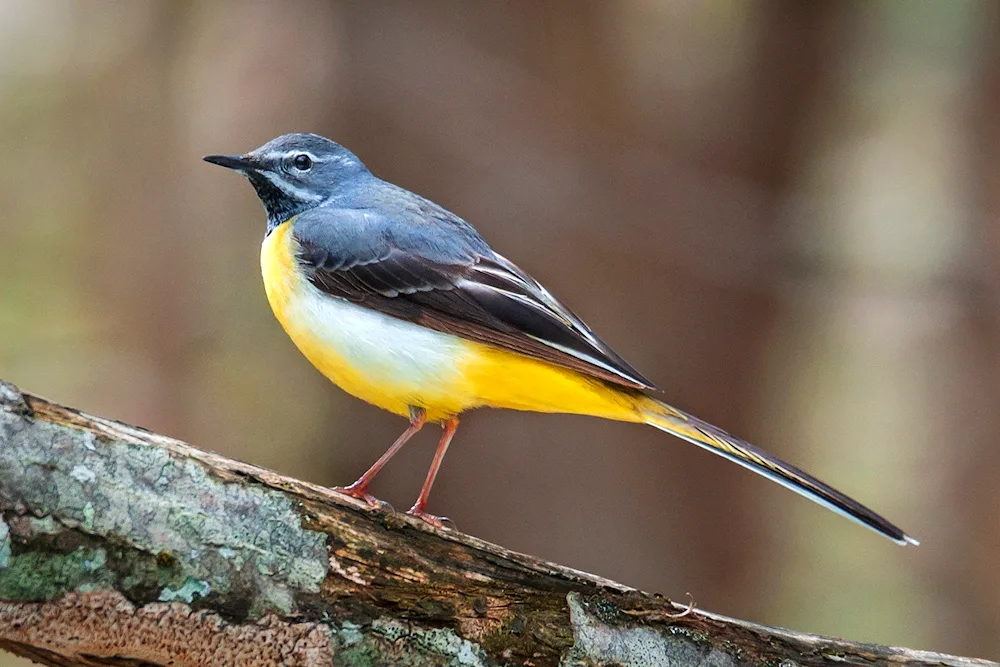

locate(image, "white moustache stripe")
(258, 171), (325, 202)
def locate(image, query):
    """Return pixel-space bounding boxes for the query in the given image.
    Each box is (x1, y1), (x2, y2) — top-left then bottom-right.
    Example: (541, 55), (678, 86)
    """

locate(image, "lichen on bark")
(0, 399), (329, 619)
(0, 381), (992, 667)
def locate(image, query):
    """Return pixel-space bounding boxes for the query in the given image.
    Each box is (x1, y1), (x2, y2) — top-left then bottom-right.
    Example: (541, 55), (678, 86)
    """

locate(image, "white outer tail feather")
(641, 399), (918, 546)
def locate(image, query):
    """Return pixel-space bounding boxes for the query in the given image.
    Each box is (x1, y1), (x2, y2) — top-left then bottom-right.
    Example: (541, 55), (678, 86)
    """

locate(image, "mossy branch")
(0, 379), (992, 667)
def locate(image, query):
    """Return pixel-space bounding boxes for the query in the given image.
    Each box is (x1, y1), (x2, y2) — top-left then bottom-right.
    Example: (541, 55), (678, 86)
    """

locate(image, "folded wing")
(293, 206), (655, 390)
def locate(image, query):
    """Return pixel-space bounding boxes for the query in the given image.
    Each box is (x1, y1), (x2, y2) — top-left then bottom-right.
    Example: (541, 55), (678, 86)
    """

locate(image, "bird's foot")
(333, 482), (385, 509)
(406, 504), (453, 529)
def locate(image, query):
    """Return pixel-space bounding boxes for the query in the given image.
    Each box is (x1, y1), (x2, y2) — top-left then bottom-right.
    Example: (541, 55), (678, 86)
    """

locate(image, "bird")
(204, 132), (917, 545)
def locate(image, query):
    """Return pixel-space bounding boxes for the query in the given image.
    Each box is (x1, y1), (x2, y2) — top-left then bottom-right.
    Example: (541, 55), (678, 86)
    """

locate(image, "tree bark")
(0, 379), (991, 667)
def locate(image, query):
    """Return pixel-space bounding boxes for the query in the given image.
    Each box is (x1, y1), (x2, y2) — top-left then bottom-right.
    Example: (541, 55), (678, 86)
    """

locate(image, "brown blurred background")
(1, 0), (998, 662)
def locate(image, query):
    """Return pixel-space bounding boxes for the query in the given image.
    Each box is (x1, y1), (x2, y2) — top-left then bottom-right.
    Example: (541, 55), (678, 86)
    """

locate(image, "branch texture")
(0, 379), (992, 666)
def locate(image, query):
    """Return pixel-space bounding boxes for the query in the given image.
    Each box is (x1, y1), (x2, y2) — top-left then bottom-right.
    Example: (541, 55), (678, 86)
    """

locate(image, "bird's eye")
(292, 154), (312, 171)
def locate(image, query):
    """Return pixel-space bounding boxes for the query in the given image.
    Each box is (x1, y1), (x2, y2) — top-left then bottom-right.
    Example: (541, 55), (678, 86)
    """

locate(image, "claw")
(333, 483), (384, 509)
(406, 506), (453, 529)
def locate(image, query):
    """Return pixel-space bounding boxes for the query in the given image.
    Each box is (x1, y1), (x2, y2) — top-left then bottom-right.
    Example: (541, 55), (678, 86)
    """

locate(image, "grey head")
(204, 133), (370, 229)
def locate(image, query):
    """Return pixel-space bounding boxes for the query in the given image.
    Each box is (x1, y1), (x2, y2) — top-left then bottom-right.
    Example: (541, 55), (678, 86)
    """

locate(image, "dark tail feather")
(640, 398), (918, 546)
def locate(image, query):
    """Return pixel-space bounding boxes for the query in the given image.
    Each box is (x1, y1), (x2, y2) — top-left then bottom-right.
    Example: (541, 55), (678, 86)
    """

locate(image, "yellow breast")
(260, 220), (479, 420)
(260, 219), (642, 425)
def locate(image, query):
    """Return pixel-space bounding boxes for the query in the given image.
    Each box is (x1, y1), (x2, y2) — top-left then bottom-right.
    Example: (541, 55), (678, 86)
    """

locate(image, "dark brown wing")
(292, 203), (655, 390)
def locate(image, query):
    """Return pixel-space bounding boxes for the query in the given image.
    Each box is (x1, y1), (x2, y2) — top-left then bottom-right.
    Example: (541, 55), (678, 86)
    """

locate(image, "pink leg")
(334, 407), (426, 507)
(407, 417), (459, 527)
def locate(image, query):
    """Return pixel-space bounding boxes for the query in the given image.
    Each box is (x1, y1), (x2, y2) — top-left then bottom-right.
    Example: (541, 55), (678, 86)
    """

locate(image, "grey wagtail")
(204, 132), (917, 545)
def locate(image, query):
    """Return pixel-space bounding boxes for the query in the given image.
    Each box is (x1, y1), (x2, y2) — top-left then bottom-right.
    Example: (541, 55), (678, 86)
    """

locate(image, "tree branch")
(0, 379), (991, 667)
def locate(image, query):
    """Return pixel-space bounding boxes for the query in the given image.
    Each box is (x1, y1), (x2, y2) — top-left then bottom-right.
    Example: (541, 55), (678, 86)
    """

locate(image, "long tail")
(639, 397), (918, 546)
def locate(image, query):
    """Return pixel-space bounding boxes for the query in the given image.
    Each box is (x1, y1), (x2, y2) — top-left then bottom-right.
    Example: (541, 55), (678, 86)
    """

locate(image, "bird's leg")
(334, 407), (426, 508)
(407, 416), (459, 527)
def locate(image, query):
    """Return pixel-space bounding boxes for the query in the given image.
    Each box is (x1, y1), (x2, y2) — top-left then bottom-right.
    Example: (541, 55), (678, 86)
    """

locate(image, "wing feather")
(293, 204), (655, 390)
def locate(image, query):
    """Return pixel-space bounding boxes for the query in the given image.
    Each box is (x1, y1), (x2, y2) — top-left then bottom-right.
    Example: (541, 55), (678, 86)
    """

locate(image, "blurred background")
(1, 0), (998, 662)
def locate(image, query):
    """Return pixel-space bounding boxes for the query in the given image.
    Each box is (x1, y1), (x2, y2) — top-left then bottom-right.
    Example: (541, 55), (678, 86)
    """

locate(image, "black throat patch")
(247, 172), (310, 233)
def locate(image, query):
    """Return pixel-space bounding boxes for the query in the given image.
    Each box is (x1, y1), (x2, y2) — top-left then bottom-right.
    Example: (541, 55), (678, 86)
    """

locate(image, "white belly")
(261, 221), (479, 417)
(285, 281), (472, 393)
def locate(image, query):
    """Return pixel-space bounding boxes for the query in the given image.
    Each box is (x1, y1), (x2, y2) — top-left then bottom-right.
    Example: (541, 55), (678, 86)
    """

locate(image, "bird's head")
(204, 133), (368, 229)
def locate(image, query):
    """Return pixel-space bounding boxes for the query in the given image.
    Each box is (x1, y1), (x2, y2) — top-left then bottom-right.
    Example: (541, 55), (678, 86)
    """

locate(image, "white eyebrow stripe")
(279, 149), (319, 162)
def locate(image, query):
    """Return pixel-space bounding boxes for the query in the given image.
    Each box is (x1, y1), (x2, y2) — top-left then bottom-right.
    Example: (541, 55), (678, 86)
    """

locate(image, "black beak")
(203, 154), (259, 171)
